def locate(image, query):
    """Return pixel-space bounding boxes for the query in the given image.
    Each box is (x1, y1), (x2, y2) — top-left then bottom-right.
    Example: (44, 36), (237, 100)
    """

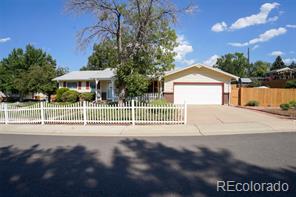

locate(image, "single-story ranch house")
(53, 64), (238, 105)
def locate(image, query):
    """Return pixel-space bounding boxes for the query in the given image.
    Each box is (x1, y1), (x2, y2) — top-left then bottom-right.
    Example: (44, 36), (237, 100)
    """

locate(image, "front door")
(107, 82), (112, 100)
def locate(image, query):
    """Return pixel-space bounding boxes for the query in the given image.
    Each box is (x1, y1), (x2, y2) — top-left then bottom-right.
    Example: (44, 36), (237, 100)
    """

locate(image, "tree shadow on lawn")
(0, 139), (295, 197)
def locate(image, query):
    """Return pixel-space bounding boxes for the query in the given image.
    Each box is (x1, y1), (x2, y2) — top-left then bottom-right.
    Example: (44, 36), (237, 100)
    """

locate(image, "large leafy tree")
(270, 56), (286, 71)
(215, 53), (250, 77)
(0, 48), (26, 94)
(248, 61), (270, 77)
(81, 40), (117, 70)
(0, 45), (67, 100)
(67, 0), (191, 100)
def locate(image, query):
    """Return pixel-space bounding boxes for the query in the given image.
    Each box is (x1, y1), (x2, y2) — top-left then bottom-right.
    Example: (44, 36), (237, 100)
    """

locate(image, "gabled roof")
(269, 67), (291, 73)
(164, 64), (239, 80)
(53, 68), (115, 81)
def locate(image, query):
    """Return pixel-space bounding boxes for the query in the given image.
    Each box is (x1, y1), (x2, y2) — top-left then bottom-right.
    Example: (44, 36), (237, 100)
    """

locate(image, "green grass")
(149, 99), (168, 105)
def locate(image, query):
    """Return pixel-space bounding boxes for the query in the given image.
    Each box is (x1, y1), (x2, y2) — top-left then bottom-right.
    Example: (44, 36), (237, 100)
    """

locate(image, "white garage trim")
(173, 82), (224, 105)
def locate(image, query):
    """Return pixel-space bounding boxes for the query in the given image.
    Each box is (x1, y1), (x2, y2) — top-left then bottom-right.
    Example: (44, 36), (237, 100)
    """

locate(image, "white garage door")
(174, 83), (222, 105)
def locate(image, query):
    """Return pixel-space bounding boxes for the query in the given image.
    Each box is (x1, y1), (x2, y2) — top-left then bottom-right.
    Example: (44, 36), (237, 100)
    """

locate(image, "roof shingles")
(53, 68), (115, 81)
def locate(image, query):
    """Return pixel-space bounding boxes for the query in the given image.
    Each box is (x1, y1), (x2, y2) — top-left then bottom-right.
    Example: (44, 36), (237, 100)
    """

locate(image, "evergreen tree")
(289, 61), (296, 69)
(270, 56), (286, 70)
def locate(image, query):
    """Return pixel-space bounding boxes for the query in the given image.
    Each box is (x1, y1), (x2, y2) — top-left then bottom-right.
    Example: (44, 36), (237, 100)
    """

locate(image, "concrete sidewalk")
(0, 124), (201, 137)
(0, 122), (295, 137)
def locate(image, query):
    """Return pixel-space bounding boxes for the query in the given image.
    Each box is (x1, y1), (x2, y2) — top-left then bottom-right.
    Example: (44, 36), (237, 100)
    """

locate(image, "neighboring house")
(53, 69), (162, 101)
(53, 64), (238, 105)
(163, 64), (238, 105)
(0, 91), (6, 102)
(2, 91), (47, 101)
(262, 67), (296, 88)
(238, 78), (252, 87)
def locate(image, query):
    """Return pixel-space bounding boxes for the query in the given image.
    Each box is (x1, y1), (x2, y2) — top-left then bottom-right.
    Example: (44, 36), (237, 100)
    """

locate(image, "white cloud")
(230, 2), (280, 30)
(269, 51), (284, 56)
(283, 58), (296, 64)
(174, 35), (195, 65)
(0, 37), (11, 43)
(286, 24), (296, 28)
(185, 5), (199, 14)
(212, 2), (280, 32)
(228, 42), (249, 47)
(252, 45), (259, 50)
(203, 55), (220, 66)
(183, 59), (195, 65)
(211, 22), (227, 32)
(249, 27), (286, 44)
(229, 27), (287, 47)
(267, 16), (279, 22)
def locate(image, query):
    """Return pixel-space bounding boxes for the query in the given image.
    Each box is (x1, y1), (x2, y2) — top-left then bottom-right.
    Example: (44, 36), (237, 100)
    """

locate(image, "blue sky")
(0, 0), (296, 71)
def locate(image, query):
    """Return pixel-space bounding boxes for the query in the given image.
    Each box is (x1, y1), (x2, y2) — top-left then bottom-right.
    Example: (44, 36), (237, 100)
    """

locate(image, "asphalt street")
(0, 132), (295, 197)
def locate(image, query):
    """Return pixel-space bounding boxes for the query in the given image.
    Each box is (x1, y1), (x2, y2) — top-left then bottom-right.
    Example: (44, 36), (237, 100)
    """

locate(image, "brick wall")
(164, 92), (174, 103)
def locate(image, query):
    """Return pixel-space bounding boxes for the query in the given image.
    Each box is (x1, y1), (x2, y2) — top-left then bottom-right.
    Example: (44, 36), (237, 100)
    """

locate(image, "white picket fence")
(128, 92), (163, 101)
(0, 100), (187, 125)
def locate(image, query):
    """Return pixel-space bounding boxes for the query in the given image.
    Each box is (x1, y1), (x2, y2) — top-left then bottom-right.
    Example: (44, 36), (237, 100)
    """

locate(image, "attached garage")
(163, 64), (238, 105)
(174, 83), (223, 104)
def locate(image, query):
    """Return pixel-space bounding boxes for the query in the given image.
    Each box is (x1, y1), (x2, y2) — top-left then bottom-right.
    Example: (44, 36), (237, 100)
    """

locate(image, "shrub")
(288, 100), (296, 109)
(150, 99), (168, 105)
(280, 103), (290, 111)
(79, 92), (95, 102)
(56, 88), (69, 102)
(246, 100), (259, 106)
(61, 90), (79, 103)
(285, 80), (296, 88)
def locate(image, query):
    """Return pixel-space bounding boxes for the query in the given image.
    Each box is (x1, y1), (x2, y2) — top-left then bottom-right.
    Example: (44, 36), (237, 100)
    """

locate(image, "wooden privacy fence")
(0, 100), (187, 125)
(231, 87), (296, 107)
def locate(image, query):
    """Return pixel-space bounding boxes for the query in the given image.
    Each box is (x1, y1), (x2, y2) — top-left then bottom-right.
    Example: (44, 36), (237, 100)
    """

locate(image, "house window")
(86, 82), (90, 90)
(67, 82), (77, 89)
(63, 82), (66, 87)
(78, 81), (82, 90)
(90, 82), (96, 92)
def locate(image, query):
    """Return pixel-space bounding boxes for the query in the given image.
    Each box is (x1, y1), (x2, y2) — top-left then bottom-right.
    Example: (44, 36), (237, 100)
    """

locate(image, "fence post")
(83, 101), (87, 125)
(184, 101), (187, 125)
(4, 103), (8, 124)
(131, 99), (135, 125)
(40, 102), (45, 125)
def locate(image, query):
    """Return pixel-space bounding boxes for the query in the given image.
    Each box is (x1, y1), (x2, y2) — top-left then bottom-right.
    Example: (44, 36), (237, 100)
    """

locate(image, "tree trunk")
(118, 85), (125, 106)
(117, 14), (122, 61)
(116, 13), (126, 105)
(47, 93), (51, 103)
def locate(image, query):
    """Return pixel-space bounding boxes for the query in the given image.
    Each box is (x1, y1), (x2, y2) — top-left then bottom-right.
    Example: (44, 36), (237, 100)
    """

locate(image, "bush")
(79, 92), (95, 102)
(61, 90), (79, 103)
(280, 103), (290, 111)
(246, 100), (259, 106)
(285, 80), (296, 88)
(150, 99), (168, 105)
(288, 100), (296, 109)
(56, 88), (69, 102)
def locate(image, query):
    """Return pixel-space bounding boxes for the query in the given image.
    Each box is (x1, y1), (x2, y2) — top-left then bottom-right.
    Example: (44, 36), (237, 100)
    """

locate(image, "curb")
(0, 124), (295, 137)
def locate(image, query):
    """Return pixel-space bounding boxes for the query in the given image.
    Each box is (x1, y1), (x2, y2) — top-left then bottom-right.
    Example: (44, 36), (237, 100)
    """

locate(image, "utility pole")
(247, 47), (250, 64)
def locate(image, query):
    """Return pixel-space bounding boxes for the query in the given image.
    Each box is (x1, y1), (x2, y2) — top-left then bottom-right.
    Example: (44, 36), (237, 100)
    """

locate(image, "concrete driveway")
(187, 105), (296, 135)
